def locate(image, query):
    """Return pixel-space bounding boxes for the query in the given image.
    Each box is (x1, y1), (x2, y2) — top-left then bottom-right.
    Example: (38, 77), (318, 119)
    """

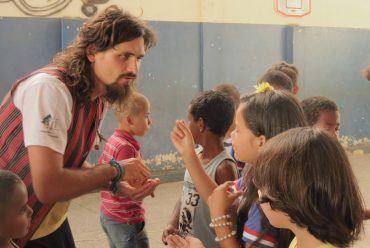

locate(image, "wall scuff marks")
(145, 152), (183, 171)
(340, 136), (370, 155)
(0, 0), (110, 17)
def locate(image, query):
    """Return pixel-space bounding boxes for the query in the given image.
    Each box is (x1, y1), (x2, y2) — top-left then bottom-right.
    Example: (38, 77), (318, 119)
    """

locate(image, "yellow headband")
(254, 82), (274, 93)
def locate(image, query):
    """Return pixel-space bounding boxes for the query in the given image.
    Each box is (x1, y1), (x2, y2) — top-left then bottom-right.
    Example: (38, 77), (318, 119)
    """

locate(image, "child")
(301, 96), (340, 138)
(212, 83), (241, 149)
(258, 70), (293, 92)
(163, 91), (238, 248)
(212, 83), (245, 176)
(99, 92), (159, 248)
(253, 127), (364, 247)
(168, 85), (307, 248)
(267, 61), (300, 95)
(0, 170), (33, 248)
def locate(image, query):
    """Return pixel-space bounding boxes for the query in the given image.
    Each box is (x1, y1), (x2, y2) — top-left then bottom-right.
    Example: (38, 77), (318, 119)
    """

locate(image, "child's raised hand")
(208, 181), (242, 217)
(170, 120), (195, 157)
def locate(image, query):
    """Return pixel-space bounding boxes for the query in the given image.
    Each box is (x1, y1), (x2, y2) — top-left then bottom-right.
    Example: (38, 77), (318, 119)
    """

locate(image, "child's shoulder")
(105, 135), (131, 148)
(214, 150), (237, 184)
(101, 131), (138, 158)
(106, 130), (136, 146)
(216, 158), (236, 175)
(215, 150), (236, 167)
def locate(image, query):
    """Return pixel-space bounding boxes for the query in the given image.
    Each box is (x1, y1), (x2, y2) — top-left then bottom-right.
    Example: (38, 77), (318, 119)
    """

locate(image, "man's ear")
(198, 117), (206, 132)
(85, 45), (97, 62)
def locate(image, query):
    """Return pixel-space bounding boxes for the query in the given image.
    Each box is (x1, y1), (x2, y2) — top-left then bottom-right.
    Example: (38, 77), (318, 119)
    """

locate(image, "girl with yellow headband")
(168, 83), (307, 248)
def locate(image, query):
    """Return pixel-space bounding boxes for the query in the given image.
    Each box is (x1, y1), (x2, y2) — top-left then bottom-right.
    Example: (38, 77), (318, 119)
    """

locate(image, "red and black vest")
(0, 67), (105, 247)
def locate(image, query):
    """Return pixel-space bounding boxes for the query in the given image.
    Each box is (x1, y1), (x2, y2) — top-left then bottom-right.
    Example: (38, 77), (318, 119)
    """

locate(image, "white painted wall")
(0, 0), (369, 29)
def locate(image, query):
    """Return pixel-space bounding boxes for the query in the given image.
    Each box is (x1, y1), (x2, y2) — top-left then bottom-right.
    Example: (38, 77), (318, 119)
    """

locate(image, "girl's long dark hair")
(235, 90), (307, 247)
(253, 128), (364, 247)
(237, 169), (294, 248)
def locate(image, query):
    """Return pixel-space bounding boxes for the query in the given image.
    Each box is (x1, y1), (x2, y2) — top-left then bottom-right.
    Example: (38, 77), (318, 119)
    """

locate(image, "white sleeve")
(13, 73), (73, 155)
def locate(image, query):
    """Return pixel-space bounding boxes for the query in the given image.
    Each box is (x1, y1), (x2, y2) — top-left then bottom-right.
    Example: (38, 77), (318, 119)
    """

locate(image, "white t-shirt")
(13, 73), (73, 155)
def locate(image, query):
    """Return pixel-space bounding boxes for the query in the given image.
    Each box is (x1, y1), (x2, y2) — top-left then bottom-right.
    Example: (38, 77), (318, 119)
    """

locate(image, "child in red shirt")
(99, 92), (158, 248)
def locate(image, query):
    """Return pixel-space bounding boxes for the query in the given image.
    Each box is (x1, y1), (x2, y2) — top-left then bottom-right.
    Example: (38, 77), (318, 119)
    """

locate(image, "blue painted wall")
(0, 17), (61, 91)
(293, 26), (370, 140)
(202, 23), (287, 91)
(1, 17), (369, 180)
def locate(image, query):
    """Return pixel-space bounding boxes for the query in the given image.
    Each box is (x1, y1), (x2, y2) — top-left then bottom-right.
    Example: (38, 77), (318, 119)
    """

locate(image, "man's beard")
(104, 74), (136, 104)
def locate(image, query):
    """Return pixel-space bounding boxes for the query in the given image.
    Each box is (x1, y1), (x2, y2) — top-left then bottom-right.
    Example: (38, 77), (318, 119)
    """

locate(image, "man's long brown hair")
(53, 5), (156, 102)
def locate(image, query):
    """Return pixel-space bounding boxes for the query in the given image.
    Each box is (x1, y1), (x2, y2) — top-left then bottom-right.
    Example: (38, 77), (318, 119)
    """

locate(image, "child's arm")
(162, 197), (181, 244)
(171, 120), (217, 201)
(208, 182), (243, 248)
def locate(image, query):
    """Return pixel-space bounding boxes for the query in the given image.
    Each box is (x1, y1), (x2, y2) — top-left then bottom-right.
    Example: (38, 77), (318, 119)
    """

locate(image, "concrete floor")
(69, 153), (370, 248)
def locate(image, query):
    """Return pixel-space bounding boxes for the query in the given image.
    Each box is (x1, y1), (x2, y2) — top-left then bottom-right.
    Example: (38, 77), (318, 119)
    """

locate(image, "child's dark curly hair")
(301, 96), (338, 126)
(190, 90), (235, 137)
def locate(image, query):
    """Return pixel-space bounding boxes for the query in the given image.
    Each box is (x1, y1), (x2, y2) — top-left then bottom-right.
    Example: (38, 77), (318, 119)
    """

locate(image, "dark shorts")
(24, 219), (75, 248)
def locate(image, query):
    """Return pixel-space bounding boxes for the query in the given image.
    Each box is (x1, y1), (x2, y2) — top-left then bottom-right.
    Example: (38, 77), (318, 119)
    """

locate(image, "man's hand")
(118, 158), (150, 181)
(116, 178), (160, 200)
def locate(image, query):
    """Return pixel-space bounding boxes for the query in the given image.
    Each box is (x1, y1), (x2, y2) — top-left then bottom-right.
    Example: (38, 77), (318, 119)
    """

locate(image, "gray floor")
(69, 153), (370, 248)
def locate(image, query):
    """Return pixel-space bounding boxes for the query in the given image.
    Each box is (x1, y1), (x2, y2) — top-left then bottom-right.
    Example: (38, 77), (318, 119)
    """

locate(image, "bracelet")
(109, 159), (125, 194)
(215, 230), (236, 242)
(209, 221), (233, 228)
(211, 214), (231, 223)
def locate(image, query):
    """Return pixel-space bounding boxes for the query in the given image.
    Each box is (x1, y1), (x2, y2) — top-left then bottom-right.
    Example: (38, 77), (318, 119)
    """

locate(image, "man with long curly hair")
(0, 5), (158, 248)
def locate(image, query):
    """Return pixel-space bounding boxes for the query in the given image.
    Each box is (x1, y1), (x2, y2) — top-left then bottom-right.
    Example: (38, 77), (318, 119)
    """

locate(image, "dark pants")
(24, 219), (76, 248)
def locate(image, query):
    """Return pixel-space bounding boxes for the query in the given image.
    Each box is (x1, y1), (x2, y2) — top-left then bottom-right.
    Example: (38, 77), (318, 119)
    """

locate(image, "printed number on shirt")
(185, 192), (200, 207)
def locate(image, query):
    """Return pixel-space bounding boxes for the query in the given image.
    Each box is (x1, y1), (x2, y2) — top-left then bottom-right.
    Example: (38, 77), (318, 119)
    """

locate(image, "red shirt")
(99, 129), (145, 224)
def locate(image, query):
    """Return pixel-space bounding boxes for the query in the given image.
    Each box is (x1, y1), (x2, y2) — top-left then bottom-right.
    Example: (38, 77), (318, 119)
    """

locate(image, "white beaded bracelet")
(209, 221), (233, 228)
(215, 230), (236, 242)
(211, 214), (231, 223)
